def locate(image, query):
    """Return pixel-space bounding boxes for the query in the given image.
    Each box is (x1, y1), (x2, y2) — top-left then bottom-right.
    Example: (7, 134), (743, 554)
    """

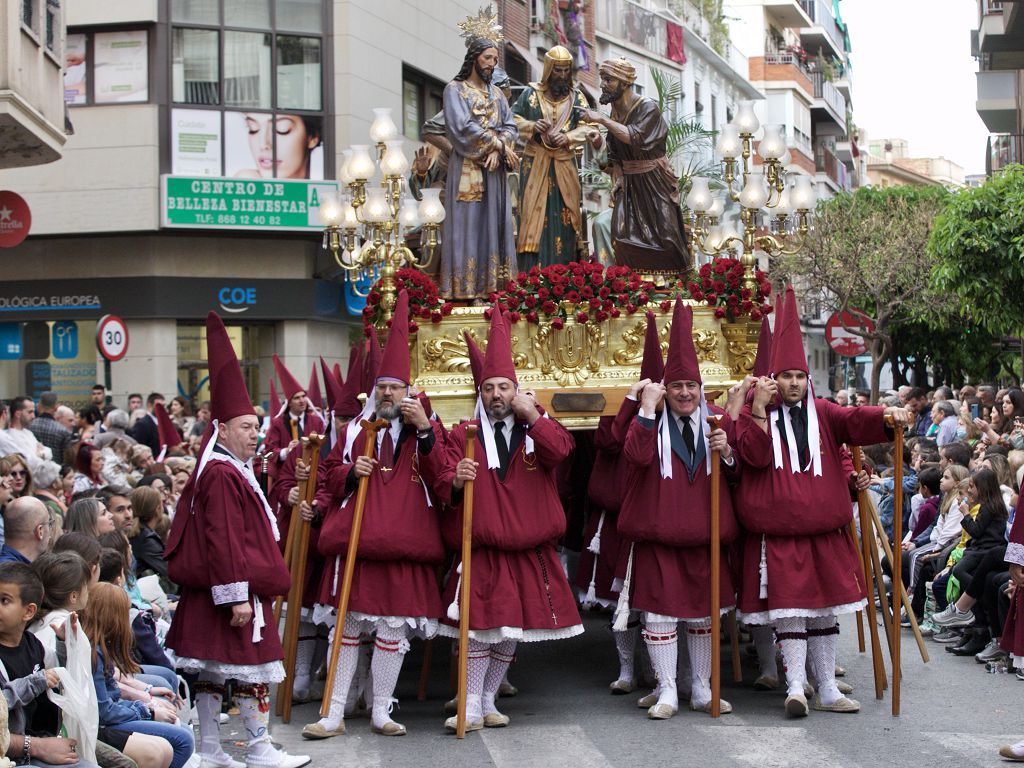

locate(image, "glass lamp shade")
(715, 124), (742, 160)
(722, 222), (744, 254)
(684, 177), (713, 213)
(418, 188), (446, 224)
(339, 201), (359, 229)
(790, 175), (817, 211)
(734, 101), (760, 135)
(704, 225), (725, 252)
(363, 188), (391, 223)
(738, 170), (769, 210)
(707, 196), (725, 220)
(380, 140), (410, 177)
(773, 187), (793, 217)
(369, 107), (399, 143)
(398, 200), (421, 229)
(758, 125), (786, 160)
(319, 192), (341, 225)
(778, 148), (792, 166)
(338, 149), (354, 185)
(348, 145), (376, 181)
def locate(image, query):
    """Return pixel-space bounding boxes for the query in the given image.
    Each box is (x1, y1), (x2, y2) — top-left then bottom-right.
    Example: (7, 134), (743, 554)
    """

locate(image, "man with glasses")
(0, 397), (50, 469)
(0, 497), (51, 563)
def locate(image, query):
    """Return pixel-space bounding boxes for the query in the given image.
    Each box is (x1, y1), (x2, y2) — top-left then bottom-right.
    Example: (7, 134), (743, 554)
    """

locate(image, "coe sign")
(96, 314), (129, 361)
(825, 309), (875, 357)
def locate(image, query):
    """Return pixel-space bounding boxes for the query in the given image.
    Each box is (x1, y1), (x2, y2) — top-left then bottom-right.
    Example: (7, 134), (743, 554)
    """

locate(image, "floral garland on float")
(684, 256), (773, 321)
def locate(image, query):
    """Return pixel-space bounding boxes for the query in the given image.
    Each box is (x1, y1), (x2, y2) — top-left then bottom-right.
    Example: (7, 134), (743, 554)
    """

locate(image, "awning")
(505, 40), (541, 84)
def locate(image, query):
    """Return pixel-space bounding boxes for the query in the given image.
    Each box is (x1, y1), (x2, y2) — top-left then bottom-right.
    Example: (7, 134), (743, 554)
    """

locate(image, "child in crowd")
(29, 551), (92, 668)
(83, 582), (194, 768)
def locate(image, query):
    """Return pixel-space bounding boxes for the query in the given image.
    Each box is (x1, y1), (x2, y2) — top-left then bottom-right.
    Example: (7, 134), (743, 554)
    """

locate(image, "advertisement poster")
(64, 33), (87, 105)
(94, 30), (149, 103)
(172, 109), (222, 176)
(224, 112), (323, 179)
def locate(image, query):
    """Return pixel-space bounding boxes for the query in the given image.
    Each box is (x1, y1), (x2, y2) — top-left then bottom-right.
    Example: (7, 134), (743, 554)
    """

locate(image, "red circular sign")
(0, 191), (31, 248)
(825, 309), (875, 357)
(96, 315), (130, 361)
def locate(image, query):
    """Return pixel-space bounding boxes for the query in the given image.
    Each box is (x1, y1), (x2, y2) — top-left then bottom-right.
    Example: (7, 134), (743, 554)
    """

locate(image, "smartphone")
(970, 403), (980, 420)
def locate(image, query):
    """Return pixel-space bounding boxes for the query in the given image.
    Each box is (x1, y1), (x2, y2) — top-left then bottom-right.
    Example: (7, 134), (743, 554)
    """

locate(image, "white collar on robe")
(769, 384), (822, 477)
(656, 385), (711, 480)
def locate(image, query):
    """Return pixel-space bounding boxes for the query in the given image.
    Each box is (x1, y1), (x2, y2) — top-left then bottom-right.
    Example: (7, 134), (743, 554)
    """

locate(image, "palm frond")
(650, 67), (683, 114)
(581, 162), (613, 193)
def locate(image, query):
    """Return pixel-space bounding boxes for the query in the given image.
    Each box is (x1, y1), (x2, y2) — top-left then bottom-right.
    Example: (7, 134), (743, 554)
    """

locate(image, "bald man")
(0, 497), (51, 563)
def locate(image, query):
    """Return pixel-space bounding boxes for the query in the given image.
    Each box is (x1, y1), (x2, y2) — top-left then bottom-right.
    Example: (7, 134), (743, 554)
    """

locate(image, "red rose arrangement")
(488, 261), (654, 329)
(685, 257), (773, 321)
(362, 268), (453, 333)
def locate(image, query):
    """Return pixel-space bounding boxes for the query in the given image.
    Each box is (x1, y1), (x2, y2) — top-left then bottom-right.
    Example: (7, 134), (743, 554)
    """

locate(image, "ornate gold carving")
(422, 327), (484, 374)
(693, 328), (719, 364)
(534, 319), (603, 386)
(721, 324), (756, 377)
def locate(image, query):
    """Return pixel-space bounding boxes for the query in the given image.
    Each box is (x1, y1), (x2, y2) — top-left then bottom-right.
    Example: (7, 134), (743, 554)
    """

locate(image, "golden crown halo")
(458, 5), (504, 45)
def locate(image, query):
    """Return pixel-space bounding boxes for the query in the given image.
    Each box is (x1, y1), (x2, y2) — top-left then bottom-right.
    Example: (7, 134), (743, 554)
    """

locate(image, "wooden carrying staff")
(320, 419), (388, 718)
(887, 415), (904, 717)
(456, 425), (478, 739)
(273, 439), (318, 627)
(706, 415), (723, 718)
(277, 433), (325, 722)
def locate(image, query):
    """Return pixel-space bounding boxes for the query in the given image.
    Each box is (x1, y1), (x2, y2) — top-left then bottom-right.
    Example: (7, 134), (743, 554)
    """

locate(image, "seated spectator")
(135, 475), (173, 519)
(2, 454), (33, 500)
(71, 444), (104, 496)
(98, 487), (134, 536)
(52, 533), (102, 587)
(958, 398), (983, 444)
(129, 487), (171, 585)
(933, 401), (959, 447)
(0, 498), (51, 564)
(83, 583), (193, 768)
(94, 410), (137, 451)
(27, 393), (71, 465)
(127, 446), (154, 487)
(59, 465), (74, 506)
(940, 441), (972, 471)
(101, 440), (134, 488)
(29, 550), (92, 668)
(0, 562), (100, 768)
(31, 461), (66, 528)
(64, 498), (116, 539)
(168, 398), (194, 439)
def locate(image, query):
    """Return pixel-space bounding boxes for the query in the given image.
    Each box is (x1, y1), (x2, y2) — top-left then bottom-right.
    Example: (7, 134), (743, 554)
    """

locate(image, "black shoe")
(947, 627), (977, 652)
(951, 629), (990, 656)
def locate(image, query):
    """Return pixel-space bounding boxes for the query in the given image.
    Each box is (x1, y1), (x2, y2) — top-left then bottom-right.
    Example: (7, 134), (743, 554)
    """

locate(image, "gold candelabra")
(320, 108), (445, 323)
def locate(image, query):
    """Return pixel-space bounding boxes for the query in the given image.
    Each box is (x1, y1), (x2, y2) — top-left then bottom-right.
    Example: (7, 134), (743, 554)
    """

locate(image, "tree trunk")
(869, 337), (889, 405)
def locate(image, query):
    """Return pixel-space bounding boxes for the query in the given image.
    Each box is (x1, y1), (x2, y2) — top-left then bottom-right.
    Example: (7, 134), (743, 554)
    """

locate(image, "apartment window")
(169, 0), (327, 179)
(22, 0), (36, 32)
(64, 29), (150, 105)
(402, 65), (445, 139)
(694, 82), (703, 114)
(45, 0), (59, 51)
(711, 95), (718, 131)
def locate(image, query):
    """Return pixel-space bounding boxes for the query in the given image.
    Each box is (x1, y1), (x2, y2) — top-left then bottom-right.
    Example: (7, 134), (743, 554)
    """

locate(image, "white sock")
(370, 623), (409, 729)
(642, 621), (678, 710)
(195, 675), (227, 758)
(319, 618), (360, 730)
(807, 617), (842, 705)
(685, 619), (713, 708)
(750, 624), (778, 679)
(482, 640), (516, 716)
(294, 621), (317, 697)
(613, 621), (639, 683)
(236, 684), (275, 760)
(461, 639), (491, 723)
(774, 617), (808, 697)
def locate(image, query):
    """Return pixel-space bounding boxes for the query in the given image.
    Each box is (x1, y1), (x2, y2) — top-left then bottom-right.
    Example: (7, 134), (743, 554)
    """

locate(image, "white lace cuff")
(1006, 542), (1024, 567)
(211, 581), (249, 605)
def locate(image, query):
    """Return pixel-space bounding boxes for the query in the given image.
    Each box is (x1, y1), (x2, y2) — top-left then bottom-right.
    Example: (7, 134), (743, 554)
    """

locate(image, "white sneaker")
(245, 749), (311, 768)
(219, 713), (230, 724)
(200, 752), (245, 768)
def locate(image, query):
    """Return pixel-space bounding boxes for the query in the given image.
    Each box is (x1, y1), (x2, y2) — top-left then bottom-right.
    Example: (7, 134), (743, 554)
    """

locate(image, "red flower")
(610, 308), (621, 318)
(516, 271), (527, 281)
(589, 297), (602, 310)
(552, 284), (566, 297)
(618, 293), (629, 304)
(441, 303), (453, 315)
(598, 286), (611, 299)
(762, 304), (773, 314)
(529, 276), (540, 286)
(602, 299), (614, 310)
(612, 279), (626, 292)
(590, 272), (603, 286)
(368, 291), (381, 304)
(526, 311), (538, 323)
(508, 311), (521, 323)
(552, 318), (564, 330)
(408, 321), (419, 332)
(706, 292), (718, 303)
(637, 292), (649, 303)
(581, 285), (594, 299)
(699, 264), (712, 277)
(741, 288), (752, 299)
(701, 277), (712, 289)
(529, 266), (540, 276)
(541, 300), (557, 314)
(626, 303), (637, 313)
(595, 310), (609, 322)
(712, 280), (726, 293)
(431, 312), (442, 323)
(566, 291), (580, 303)
(537, 286), (550, 299)
(576, 312), (589, 324)
(660, 300), (671, 313)
(750, 308), (762, 321)
(740, 300), (753, 312)
(524, 296), (538, 308)
(714, 307), (726, 319)
(693, 291), (704, 301)
(727, 295), (740, 306)
(572, 276), (585, 288)
(713, 262), (727, 275)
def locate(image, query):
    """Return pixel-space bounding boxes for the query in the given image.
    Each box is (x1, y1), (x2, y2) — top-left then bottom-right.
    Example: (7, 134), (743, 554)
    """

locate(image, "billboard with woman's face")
(224, 112), (323, 180)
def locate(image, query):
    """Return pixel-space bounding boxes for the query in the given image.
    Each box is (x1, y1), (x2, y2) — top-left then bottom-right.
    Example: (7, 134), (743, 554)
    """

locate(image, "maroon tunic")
(435, 417), (582, 637)
(166, 456), (291, 666)
(999, 513), (1024, 657)
(269, 450), (326, 610)
(734, 400), (890, 618)
(263, 410), (326, 479)
(313, 419), (445, 620)
(617, 404), (738, 619)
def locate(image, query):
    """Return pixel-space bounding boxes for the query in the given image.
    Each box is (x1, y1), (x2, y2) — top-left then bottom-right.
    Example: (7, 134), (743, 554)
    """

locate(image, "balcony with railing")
(799, 0), (846, 59)
(809, 71), (847, 126)
(987, 133), (1024, 175)
(595, 0), (668, 60)
(815, 145), (851, 191)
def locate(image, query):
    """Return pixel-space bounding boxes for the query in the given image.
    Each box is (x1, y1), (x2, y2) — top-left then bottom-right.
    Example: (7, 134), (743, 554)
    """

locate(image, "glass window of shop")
(169, 0), (326, 180)
(64, 29), (150, 106)
(176, 323), (268, 412)
(0, 320), (98, 410)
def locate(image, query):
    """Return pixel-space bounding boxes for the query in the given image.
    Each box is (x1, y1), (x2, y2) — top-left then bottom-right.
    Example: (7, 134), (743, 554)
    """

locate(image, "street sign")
(52, 321), (79, 359)
(825, 309), (875, 357)
(0, 191), (31, 248)
(96, 314), (129, 361)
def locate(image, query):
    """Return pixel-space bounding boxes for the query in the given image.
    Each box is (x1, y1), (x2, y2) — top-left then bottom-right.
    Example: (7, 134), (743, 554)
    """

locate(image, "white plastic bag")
(46, 616), (98, 764)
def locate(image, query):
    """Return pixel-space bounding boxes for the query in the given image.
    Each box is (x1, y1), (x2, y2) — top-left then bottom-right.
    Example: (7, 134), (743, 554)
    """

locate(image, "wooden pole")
(456, 425), (478, 739)
(889, 418), (904, 717)
(706, 415), (722, 718)
(273, 444), (310, 629)
(279, 434), (324, 723)
(320, 419), (388, 718)
(850, 446), (888, 700)
(849, 521), (866, 654)
(728, 610), (742, 683)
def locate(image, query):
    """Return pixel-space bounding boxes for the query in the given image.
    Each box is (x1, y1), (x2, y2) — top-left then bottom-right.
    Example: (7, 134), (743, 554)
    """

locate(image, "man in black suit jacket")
(129, 392), (165, 455)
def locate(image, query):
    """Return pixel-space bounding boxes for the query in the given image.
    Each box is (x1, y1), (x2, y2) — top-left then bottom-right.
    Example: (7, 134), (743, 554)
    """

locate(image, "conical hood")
(752, 315), (773, 378)
(662, 297), (701, 384)
(769, 287), (808, 375)
(337, 345), (364, 418)
(320, 357), (342, 412)
(480, 303), (517, 385)
(268, 378), (283, 415)
(272, 354), (305, 402)
(306, 363), (323, 410)
(464, 331), (485, 390)
(154, 401), (181, 450)
(640, 311), (664, 382)
(332, 363), (342, 385)
(206, 312), (257, 423)
(362, 326), (383, 395)
(377, 290), (411, 384)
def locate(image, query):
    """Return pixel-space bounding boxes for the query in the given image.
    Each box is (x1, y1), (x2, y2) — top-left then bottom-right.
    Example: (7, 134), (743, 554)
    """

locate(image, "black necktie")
(379, 429), (394, 469)
(681, 417), (696, 459)
(494, 422), (510, 475)
(790, 406), (809, 470)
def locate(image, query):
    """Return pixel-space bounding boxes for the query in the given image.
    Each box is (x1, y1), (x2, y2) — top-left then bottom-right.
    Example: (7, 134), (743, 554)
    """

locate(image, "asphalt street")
(212, 610), (1024, 768)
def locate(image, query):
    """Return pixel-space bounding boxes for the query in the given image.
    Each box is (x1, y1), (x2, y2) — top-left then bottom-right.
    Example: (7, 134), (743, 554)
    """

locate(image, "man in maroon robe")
(303, 292), (446, 739)
(734, 288), (909, 717)
(165, 312), (309, 768)
(436, 305), (581, 732)
(264, 355), (326, 478)
(616, 299), (738, 719)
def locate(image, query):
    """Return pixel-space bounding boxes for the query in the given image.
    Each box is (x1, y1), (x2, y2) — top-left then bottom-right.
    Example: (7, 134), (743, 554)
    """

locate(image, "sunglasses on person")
(9, 470), (26, 478)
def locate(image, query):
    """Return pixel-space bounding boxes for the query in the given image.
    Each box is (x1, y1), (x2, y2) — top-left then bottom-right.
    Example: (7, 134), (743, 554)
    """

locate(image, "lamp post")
(320, 108), (445, 323)
(685, 99), (816, 287)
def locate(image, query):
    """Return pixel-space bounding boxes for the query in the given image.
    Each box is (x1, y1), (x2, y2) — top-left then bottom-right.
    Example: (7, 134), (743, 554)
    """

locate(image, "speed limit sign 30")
(96, 314), (129, 361)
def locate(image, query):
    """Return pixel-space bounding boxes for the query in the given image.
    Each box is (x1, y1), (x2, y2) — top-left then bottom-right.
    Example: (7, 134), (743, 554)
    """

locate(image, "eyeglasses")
(10, 470), (26, 478)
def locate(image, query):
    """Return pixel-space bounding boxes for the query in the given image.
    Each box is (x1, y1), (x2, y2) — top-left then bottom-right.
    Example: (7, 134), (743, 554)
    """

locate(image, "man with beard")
(580, 58), (690, 275)
(434, 305), (581, 733)
(511, 46), (601, 269)
(440, 32), (519, 301)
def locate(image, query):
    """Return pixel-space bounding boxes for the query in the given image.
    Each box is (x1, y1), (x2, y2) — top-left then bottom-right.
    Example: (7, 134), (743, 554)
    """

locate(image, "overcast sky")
(840, 0), (988, 175)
